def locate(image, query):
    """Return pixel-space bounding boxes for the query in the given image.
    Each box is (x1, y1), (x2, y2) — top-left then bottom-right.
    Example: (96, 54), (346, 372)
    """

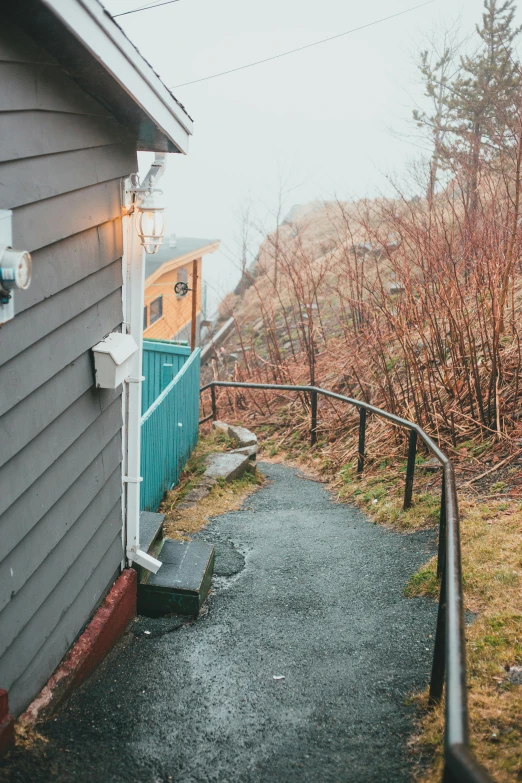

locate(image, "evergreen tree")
(413, 31), (460, 204)
(448, 1), (521, 213)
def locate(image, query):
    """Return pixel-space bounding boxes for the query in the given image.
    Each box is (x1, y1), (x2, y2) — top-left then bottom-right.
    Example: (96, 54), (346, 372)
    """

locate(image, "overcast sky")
(102, 0), (511, 315)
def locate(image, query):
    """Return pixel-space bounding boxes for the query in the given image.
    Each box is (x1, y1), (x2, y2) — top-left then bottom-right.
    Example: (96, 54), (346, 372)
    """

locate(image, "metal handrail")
(199, 380), (494, 783)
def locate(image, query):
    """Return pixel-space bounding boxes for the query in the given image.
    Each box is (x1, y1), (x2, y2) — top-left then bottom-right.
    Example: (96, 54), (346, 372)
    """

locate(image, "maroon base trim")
(20, 568), (137, 726)
(0, 690), (15, 755)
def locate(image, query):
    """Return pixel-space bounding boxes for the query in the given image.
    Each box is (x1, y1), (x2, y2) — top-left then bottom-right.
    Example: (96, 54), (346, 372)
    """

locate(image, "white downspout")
(122, 175), (162, 574)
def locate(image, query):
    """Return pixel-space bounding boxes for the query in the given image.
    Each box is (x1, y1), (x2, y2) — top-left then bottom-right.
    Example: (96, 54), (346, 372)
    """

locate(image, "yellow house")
(143, 236), (220, 346)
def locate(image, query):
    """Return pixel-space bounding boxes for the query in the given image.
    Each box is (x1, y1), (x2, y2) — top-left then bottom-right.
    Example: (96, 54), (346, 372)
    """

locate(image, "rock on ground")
(226, 424), (257, 448)
(204, 452), (251, 482)
(230, 444), (258, 460)
(211, 420), (230, 435)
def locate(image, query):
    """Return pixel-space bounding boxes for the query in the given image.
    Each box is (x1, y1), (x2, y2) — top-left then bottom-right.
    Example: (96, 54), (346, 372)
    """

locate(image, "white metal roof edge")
(40, 0), (193, 153)
(145, 240), (221, 283)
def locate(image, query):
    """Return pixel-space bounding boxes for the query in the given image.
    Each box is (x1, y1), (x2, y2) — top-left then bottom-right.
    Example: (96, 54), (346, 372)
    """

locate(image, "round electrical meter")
(0, 248), (32, 290)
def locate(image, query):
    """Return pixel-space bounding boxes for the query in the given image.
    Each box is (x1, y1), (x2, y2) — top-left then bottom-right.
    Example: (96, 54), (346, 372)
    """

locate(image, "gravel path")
(0, 462), (437, 783)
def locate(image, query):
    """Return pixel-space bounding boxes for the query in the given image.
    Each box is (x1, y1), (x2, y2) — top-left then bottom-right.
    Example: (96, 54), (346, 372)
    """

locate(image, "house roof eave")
(10, 0), (193, 154)
(145, 240), (221, 285)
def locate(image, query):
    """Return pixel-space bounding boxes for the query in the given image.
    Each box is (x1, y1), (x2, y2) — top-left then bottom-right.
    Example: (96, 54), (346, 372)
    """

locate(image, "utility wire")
(172, 0), (437, 88)
(113, 0), (181, 18)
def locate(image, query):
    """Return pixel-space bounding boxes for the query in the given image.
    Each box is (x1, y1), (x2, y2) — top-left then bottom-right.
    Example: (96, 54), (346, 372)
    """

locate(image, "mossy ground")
(159, 430), (264, 540)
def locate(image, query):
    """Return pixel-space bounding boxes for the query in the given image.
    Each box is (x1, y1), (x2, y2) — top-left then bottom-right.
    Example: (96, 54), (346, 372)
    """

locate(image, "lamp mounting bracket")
(129, 153), (167, 203)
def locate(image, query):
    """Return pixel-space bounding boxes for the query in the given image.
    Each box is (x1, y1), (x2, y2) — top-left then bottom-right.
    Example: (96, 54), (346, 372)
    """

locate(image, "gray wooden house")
(0, 0), (193, 717)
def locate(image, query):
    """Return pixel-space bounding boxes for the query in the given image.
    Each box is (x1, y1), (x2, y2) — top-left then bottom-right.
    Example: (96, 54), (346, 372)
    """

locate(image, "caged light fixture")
(129, 154), (167, 255)
(135, 189), (165, 254)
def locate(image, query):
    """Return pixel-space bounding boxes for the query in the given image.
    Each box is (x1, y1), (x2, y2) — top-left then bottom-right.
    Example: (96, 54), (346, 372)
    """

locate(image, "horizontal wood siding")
(144, 258), (202, 341)
(0, 112), (133, 163)
(0, 145), (137, 210)
(0, 23), (138, 715)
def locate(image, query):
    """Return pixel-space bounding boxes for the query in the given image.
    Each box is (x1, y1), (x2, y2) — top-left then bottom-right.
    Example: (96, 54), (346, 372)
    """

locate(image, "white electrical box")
(92, 332), (138, 389)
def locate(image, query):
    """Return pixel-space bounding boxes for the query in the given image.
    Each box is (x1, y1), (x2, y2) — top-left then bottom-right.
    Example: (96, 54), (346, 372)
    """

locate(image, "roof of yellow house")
(145, 236), (220, 283)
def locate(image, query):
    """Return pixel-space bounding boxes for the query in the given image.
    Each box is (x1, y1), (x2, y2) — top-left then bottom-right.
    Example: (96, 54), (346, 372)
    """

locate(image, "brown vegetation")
(200, 4), (522, 779)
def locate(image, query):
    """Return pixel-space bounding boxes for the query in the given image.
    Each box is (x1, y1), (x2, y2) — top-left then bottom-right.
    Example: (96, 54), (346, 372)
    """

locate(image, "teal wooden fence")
(142, 340), (191, 415)
(140, 347), (201, 512)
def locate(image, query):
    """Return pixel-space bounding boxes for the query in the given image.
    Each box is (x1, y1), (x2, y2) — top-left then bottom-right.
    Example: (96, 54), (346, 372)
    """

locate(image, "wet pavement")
(0, 462), (437, 783)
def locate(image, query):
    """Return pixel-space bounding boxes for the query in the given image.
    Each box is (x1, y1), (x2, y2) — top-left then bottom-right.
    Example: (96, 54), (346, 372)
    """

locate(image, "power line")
(113, 0), (181, 18)
(172, 0), (437, 88)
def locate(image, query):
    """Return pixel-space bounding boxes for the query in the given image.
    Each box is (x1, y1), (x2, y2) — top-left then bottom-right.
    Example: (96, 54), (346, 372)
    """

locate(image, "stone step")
(134, 512), (166, 582)
(137, 539), (215, 618)
(204, 452), (251, 482)
(230, 444), (258, 460)
(227, 424), (257, 448)
(212, 420), (257, 448)
(139, 511), (165, 555)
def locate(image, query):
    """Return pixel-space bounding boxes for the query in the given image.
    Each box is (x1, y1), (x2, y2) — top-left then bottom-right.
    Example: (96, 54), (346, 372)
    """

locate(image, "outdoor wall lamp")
(129, 153), (167, 255)
(135, 189), (165, 255)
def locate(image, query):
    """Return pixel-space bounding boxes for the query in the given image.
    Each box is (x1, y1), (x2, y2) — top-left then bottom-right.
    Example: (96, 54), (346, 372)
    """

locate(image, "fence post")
(429, 555), (447, 706)
(357, 407), (367, 475)
(437, 473), (447, 579)
(310, 390), (318, 446)
(211, 385), (217, 421)
(162, 363), (173, 391)
(403, 429), (417, 510)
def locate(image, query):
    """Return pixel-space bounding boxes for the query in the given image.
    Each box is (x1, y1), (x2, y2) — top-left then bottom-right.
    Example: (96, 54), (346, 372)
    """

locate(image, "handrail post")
(429, 554), (447, 706)
(310, 390), (318, 446)
(437, 473), (447, 579)
(357, 407), (366, 474)
(211, 384), (217, 421)
(403, 429), (417, 510)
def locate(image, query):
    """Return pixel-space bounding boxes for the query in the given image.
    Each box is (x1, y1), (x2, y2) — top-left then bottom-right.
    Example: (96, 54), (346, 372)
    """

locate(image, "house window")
(176, 267), (188, 297)
(143, 306), (148, 330)
(150, 296), (163, 324)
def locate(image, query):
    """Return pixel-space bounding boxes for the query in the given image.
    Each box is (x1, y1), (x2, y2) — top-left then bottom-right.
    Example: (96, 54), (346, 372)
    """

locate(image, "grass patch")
(408, 499), (522, 782)
(160, 431), (264, 539)
(13, 723), (48, 750)
(335, 460), (441, 531)
(336, 460), (522, 781)
(404, 557), (438, 598)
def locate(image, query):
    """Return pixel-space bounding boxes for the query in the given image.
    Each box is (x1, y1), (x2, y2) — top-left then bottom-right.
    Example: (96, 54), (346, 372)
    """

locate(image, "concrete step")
(134, 512), (166, 582)
(138, 539), (215, 618)
(139, 511), (165, 555)
(227, 424), (257, 448)
(204, 452), (251, 481)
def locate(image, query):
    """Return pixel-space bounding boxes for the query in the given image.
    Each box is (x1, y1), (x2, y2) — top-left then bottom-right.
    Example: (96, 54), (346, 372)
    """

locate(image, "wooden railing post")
(310, 390), (318, 446)
(357, 407), (367, 474)
(403, 429), (417, 510)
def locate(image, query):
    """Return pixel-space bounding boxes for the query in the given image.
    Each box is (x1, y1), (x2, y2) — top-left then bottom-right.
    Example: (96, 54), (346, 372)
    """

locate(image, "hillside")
(200, 192), (522, 781)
